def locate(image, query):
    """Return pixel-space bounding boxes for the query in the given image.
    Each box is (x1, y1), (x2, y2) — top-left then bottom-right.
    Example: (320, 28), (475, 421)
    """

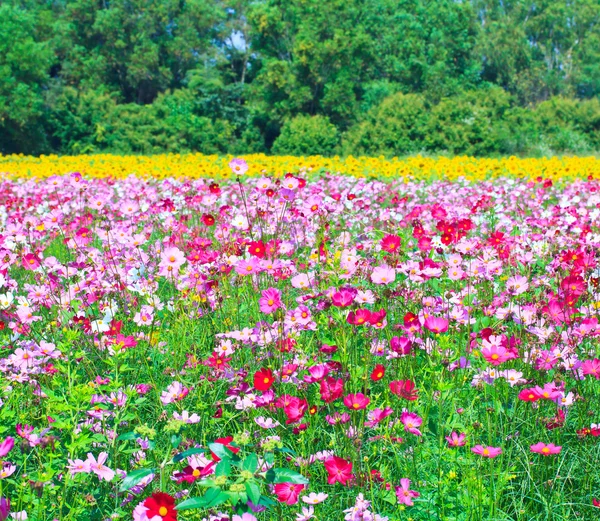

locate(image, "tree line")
(2, 0), (599, 156)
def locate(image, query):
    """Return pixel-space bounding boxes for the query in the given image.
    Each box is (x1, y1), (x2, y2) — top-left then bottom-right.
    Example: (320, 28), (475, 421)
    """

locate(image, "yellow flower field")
(1, 153), (599, 181)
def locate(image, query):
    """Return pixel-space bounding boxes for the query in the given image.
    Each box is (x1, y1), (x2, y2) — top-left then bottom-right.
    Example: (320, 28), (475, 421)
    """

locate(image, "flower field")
(0, 156), (599, 521)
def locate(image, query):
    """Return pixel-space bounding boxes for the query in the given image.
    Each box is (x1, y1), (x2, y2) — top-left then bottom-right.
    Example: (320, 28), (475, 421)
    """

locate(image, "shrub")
(342, 93), (428, 157)
(424, 87), (512, 156)
(272, 115), (340, 156)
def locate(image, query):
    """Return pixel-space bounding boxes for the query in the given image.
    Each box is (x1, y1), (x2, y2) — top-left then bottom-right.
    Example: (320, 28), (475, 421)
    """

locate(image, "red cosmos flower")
(545, 409), (565, 430)
(205, 352), (231, 371)
(389, 380), (419, 401)
(594, 498), (600, 508)
(22, 253), (41, 270)
(370, 364), (386, 381)
(368, 309), (387, 327)
(254, 368), (275, 391)
(323, 456), (353, 485)
(441, 234), (452, 245)
(403, 312), (420, 328)
(143, 492), (177, 521)
(202, 214), (215, 226)
(518, 387), (542, 402)
(488, 231), (505, 246)
(320, 377), (344, 403)
(380, 234), (402, 254)
(248, 241), (266, 258)
(561, 275), (586, 297)
(343, 393), (370, 411)
(274, 483), (306, 505)
(208, 182), (220, 194)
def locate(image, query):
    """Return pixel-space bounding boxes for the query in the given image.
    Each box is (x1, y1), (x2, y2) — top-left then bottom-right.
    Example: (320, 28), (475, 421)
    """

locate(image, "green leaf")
(171, 434), (182, 449)
(381, 489), (397, 505)
(215, 459), (231, 477)
(118, 468), (155, 492)
(258, 495), (277, 507)
(265, 468), (309, 484)
(116, 431), (137, 442)
(173, 447), (206, 463)
(208, 442), (232, 461)
(245, 482), (261, 504)
(242, 453), (258, 473)
(176, 487), (228, 510)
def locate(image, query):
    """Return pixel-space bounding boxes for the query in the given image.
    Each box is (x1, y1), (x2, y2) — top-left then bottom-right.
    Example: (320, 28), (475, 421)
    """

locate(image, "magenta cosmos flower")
(471, 445), (502, 458)
(424, 316), (449, 334)
(400, 411), (423, 436)
(258, 287), (282, 314)
(323, 456), (353, 485)
(530, 442), (562, 456)
(446, 432), (466, 447)
(343, 393), (370, 411)
(395, 478), (420, 506)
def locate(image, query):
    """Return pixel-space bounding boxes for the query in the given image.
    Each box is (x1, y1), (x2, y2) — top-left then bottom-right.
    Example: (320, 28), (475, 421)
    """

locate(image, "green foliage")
(0, 0), (599, 155)
(342, 93), (428, 156)
(0, 4), (52, 153)
(272, 115), (339, 156)
(424, 87), (513, 156)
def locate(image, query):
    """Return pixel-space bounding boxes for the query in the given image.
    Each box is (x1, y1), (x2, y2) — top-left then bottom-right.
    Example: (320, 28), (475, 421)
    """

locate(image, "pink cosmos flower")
(259, 287), (283, 314)
(471, 445), (502, 458)
(22, 254), (41, 271)
(506, 275), (529, 295)
(235, 258), (261, 276)
(530, 442), (562, 456)
(86, 452), (115, 481)
(274, 483), (306, 505)
(331, 288), (355, 307)
(446, 432), (466, 447)
(424, 316), (449, 334)
(291, 273), (313, 289)
(582, 358), (600, 379)
(229, 158), (249, 175)
(400, 411), (423, 436)
(302, 492), (328, 504)
(395, 478), (420, 506)
(365, 407), (394, 428)
(160, 381), (189, 405)
(481, 344), (512, 366)
(233, 514), (258, 521)
(67, 458), (91, 475)
(371, 266), (396, 285)
(159, 247), (186, 276)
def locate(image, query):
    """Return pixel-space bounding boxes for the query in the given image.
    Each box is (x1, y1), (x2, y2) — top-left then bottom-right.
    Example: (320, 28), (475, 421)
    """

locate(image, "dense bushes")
(41, 87), (600, 157)
(342, 91), (600, 158)
(272, 116), (340, 156)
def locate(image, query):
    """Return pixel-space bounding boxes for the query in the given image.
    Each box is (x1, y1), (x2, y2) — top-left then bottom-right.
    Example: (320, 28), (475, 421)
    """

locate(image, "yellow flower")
(1, 154), (597, 180)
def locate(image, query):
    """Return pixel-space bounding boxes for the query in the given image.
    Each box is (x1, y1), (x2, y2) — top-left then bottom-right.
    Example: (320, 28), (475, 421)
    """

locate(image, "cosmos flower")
(471, 445), (502, 458)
